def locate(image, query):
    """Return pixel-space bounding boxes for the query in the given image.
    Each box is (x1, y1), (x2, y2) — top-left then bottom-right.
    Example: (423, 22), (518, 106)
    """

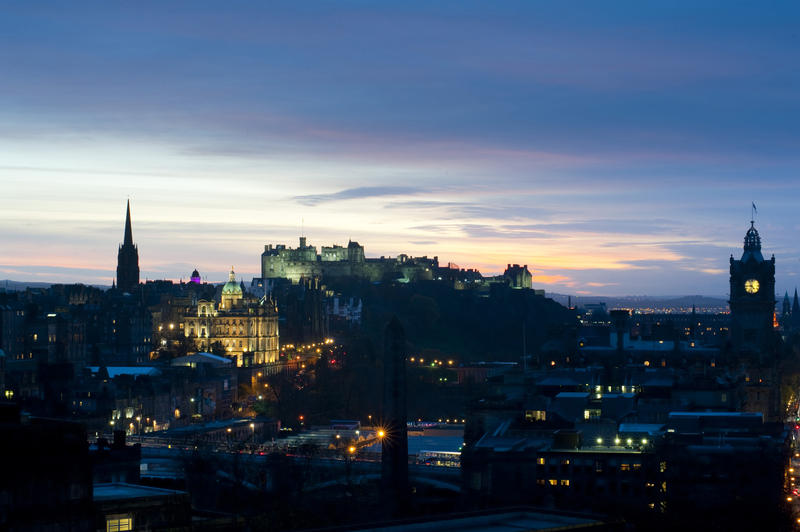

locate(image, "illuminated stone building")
(261, 237), (437, 283)
(182, 268), (279, 367)
(503, 264), (532, 289)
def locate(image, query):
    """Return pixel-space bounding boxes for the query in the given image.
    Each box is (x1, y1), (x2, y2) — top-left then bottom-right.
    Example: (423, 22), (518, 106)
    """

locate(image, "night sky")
(2, 2), (799, 296)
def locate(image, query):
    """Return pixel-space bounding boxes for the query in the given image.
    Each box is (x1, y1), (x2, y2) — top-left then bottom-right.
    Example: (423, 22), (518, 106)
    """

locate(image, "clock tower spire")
(729, 220), (776, 356)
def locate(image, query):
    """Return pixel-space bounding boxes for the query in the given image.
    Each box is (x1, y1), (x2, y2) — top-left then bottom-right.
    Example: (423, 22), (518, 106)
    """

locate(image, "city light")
(3, 9), (797, 529)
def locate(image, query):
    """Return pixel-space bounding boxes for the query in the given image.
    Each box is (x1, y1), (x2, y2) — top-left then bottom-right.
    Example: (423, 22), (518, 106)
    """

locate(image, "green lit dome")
(222, 267), (242, 295)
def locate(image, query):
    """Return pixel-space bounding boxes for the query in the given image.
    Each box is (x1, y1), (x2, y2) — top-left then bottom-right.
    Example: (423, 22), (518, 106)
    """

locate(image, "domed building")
(220, 267), (243, 310)
(189, 269), (201, 284)
(182, 267), (279, 367)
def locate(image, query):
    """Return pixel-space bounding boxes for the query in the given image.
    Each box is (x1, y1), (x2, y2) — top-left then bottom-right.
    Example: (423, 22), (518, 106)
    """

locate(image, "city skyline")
(2, 2), (800, 296)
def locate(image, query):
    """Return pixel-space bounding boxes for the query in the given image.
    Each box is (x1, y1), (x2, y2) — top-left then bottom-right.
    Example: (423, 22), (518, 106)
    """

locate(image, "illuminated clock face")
(744, 279), (760, 294)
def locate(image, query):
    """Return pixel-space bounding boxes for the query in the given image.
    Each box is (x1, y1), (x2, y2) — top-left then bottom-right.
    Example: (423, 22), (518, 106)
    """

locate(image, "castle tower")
(116, 200), (140, 293)
(729, 221), (776, 355)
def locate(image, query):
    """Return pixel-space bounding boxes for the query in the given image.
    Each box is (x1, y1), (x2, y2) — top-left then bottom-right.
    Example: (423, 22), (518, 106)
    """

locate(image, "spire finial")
(123, 200), (133, 245)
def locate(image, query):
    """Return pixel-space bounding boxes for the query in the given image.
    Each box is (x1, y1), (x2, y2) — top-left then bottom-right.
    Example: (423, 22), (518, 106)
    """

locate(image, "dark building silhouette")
(116, 200), (140, 293)
(729, 221), (776, 356)
(0, 403), (94, 531)
(381, 316), (409, 515)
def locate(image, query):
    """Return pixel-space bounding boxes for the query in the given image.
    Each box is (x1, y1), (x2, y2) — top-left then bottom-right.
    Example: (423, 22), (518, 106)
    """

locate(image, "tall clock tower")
(729, 221), (776, 355)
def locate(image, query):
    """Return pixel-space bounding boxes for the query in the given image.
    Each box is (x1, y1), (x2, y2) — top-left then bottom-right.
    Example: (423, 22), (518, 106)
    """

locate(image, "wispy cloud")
(293, 186), (428, 206)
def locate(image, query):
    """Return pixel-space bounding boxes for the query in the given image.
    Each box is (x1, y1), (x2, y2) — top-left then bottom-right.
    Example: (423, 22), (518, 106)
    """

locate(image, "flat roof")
(669, 411), (762, 418)
(171, 352), (232, 365)
(93, 483), (187, 502)
(87, 366), (160, 378)
(352, 510), (605, 531)
(619, 423), (664, 434)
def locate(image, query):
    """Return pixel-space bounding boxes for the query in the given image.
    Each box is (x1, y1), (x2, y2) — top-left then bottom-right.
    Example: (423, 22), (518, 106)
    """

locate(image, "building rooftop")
(170, 352), (232, 366)
(669, 411), (763, 418)
(87, 366), (161, 378)
(93, 482), (186, 502)
(348, 509), (608, 531)
(619, 423), (665, 435)
(554, 392), (590, 398)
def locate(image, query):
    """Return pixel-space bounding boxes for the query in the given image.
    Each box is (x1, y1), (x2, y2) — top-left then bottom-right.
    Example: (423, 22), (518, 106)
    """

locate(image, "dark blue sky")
(1, 2), (799, 295)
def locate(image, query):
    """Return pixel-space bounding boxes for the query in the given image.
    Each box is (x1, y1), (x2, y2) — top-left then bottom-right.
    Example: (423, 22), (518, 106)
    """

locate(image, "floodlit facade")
(182, 268), (279, 367)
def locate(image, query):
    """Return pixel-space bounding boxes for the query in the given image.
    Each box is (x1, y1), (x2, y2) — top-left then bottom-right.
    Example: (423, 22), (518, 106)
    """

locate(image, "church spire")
(793, 289), (799, 315)
(124, 199), (134, 246)
(116, 199), (140, 293)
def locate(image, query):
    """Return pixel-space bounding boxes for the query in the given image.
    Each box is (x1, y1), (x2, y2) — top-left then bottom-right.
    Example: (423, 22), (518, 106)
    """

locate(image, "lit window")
(548, 479), (557, 486)
(537, 457), (545, 465)
(560, 479), (570, 486)
(525, 410), (546, 421)
(106, 516), (133, 531)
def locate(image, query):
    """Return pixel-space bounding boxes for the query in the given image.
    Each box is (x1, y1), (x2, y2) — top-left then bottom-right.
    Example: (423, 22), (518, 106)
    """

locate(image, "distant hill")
(0, 280), (53, 292)
(549, 293), (729, 312)
(0, 280), (110, 292)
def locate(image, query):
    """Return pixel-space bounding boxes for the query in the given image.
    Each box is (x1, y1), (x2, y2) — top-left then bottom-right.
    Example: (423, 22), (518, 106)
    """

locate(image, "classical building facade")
(182, 268), (279, 367)
(116, 200), (140, 293)
(728, 221), (776, 355)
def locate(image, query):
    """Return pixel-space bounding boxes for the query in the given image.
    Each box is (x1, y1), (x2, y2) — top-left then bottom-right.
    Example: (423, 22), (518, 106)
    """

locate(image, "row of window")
(537, 456), (644, 470)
